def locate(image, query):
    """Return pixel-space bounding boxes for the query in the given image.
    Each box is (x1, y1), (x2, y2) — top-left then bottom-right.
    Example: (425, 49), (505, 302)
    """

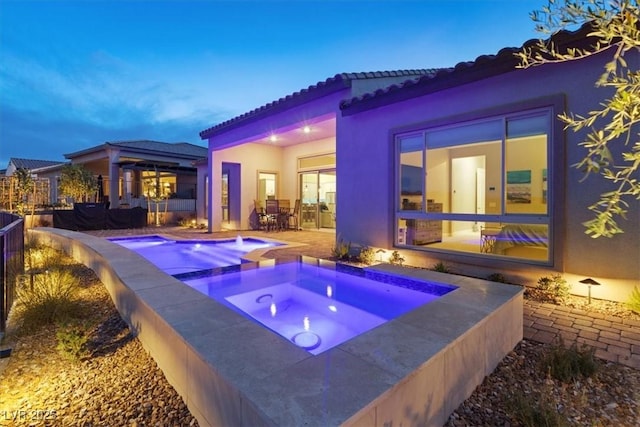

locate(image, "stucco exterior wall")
(337, 50), (639, 301)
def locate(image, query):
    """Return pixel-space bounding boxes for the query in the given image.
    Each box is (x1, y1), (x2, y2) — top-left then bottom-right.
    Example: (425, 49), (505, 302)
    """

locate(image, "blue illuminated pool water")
(108, 235), (281, 275)
(109, 236), (457, 355)
(180, 259), (457, 355)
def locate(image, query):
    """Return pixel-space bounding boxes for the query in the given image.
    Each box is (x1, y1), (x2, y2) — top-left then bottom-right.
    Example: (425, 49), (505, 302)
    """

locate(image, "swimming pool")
(181, 259), (456, 354)
(108, 235), (281, 275)
(35, 228), (524, 427)
(110, 234), (456, 354)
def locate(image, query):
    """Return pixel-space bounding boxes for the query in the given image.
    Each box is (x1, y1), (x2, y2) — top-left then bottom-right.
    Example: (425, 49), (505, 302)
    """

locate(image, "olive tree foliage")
(14, 168), (34, 216)
(517, 0), (640, 238)
(58, 164), (98, 203)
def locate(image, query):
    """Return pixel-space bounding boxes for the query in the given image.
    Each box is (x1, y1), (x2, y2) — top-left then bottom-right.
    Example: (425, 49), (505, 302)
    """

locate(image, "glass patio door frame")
(299, 169), (336, 230)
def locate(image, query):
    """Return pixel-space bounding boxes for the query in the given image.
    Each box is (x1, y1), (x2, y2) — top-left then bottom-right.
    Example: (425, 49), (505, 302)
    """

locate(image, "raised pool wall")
(29, 228), (523, 427)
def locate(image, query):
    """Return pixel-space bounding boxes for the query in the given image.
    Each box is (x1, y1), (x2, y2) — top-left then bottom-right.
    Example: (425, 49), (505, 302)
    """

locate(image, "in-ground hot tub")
(30, 228), (523, 427)
(178, 260), (456, 355)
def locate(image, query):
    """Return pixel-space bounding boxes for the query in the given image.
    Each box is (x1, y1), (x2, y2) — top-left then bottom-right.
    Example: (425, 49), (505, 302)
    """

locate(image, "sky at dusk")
(1, 0), (546, 169)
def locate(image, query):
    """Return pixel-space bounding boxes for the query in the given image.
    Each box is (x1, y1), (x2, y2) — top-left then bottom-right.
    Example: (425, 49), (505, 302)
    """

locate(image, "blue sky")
(0, 0), (545, 169)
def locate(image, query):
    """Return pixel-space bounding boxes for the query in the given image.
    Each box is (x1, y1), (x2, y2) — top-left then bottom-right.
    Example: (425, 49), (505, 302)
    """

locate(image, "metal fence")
(0, 212), (24, 333)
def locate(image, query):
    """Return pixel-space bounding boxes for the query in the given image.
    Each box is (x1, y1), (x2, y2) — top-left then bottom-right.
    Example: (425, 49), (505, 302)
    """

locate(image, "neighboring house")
(201, 25), (638, 302)
(4, 158), (64, 177)
(65, 140), (207, 211)
(3, 158), (67, 206)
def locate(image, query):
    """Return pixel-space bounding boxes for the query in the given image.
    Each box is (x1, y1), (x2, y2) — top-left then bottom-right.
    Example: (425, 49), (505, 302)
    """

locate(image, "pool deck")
(84, 226), (640, 370)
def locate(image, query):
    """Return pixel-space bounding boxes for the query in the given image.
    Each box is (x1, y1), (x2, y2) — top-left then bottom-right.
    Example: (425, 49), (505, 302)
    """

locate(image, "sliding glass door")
(299, 170), (336, 229)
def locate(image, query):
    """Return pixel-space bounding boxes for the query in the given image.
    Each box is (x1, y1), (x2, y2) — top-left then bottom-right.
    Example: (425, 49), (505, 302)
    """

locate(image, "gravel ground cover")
(0, 262), (197, 427)
(446, 294), (640, 426)
(1, 249), (638, 426)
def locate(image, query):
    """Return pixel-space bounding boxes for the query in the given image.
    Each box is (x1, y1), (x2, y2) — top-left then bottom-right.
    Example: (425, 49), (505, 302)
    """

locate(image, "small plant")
(388, 250), (405, 266)
(627, 286), (640, 314)
(508, 387), (569, 427)
(357, 246), (376, 265)
(56, 322), (90, 362)
(487, 272), (507, 283)
(535, 274), (570, 304)
(331, 237), (351, 261)
(178, 217), (197, 228)
(25, 244), (66, 273)
(16, 267), (81, 331)
(541, 337), (598, 383)
(431, 261), (451, 273)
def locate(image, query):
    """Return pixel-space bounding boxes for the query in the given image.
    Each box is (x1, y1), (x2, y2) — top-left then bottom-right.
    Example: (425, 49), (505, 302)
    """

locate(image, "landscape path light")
(579, 278), (601, 304)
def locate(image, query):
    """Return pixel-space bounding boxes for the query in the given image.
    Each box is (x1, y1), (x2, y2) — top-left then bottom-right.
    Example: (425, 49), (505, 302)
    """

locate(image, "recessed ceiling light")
(269, 135), (277, 142)
(303, 126), (311, 133)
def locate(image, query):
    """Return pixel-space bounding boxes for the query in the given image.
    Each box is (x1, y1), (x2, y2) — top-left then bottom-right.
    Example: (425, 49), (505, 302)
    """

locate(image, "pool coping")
(30, 227), (523, 427)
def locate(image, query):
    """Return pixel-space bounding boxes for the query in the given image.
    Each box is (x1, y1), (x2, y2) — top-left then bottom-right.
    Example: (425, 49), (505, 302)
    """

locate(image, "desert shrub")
(541, 338), (598, 383)
(388, 250), (405, 266)
(487, 272), (507, 283)
(535, 274), (570, 304)
(25, 239), (67, 272)
(357, 246), (376, 265)
(431, 261), (451, 273)
(178, 217), (197, 228)
(56, 321), (90, 362)
(508, 388), (569, 427)
(331, 237), (351, 261)
(627, 286), (640, 314)
(16, 267), (82, 331)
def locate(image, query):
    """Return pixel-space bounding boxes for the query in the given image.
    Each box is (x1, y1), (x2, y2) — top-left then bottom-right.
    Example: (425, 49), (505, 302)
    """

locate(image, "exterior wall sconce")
(579, 278), (601, 304)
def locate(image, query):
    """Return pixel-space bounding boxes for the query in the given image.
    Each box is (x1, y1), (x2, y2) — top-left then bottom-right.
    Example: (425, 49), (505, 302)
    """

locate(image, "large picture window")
(395, 109), (551, 263)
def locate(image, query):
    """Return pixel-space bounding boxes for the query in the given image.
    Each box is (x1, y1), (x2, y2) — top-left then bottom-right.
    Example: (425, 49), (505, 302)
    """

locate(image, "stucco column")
(207, 150), (215, 232)
(108, 148), (120, 208)
(195, 160), (207, 227)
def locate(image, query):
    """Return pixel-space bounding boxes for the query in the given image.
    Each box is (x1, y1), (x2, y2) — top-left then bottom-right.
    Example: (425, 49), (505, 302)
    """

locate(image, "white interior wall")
(505, 135), (547, 213)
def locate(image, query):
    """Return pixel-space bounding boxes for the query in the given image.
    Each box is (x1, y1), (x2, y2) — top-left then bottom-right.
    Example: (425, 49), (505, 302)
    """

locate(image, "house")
(65, 140), (207, 216)
(1, 142), (207, 225)
(199, 26), (639, 302)
(4, 158), (65, 177)
(2, 158), (66, 207)
(198, 70), (438, 230)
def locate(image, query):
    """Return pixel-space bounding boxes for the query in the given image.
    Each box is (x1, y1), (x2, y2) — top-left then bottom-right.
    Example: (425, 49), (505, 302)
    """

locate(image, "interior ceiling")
(254, 116), (336, 147)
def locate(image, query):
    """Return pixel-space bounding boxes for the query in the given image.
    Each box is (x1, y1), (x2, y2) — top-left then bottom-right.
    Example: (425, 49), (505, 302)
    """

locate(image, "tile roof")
(65, 140), (207, 159)
(340, 22), (597, 114)
(108, 140), (208, 157)
(199, 70), (439, 139)
(9, 158), (65, 171)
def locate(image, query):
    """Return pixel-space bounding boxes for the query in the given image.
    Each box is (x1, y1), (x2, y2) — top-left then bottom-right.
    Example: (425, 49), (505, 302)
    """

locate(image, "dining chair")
(288, 199), (300, 230)
(265, 199), (280, 231)
(277, 199), (291, 230)
(254, 199), (268, 231)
